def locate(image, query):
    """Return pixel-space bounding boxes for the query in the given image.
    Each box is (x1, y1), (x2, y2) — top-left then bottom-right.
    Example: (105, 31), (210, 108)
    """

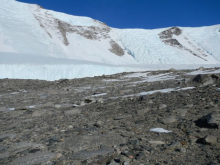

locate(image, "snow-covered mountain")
(0, 0), (136, 65)
(0, 0), (219, 80)
(115, 26), (220, 64)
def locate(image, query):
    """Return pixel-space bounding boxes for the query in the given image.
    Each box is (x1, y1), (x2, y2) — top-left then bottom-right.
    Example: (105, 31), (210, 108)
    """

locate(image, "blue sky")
(18, 0), (220, 29)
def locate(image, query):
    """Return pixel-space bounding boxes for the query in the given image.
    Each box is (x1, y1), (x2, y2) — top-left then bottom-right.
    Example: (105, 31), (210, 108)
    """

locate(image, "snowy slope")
(0, 0), (219, 80)
(0, 0), (135, 65)
(114, 25), (220, 64)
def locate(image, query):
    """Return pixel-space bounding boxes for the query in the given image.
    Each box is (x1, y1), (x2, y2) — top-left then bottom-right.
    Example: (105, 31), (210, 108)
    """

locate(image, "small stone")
(131, 140), (140, 146)
(184, 104), (194, 108)
(180, 141), (187, 145)
(161, 116), (177, 124)
(167, 141), (182, 151)
(169, 68), (177, 72)
(180, 92), (190, 97)
(123, 151), (135, 159)
(148, 100), (154, 104)
(80, 101), (86, 106)
(203, 135), (217, 145)
(84, 98), (95, 103)
(97, 154), (115, 164)
(176, 109), (187, 117)
(29, 149), (41, 153)
(94, 123), (101, 128)
(97, 121), (102, 125)
(198, 128), (208, 132)
(198, 66), (205, 70)
(49, 136), (60, 143)
(32, 110), (46, 117)
(108, 160), (118, 165)
(56, 153), (62, 159)
(68, 125), (73, 129)
(123, 161), (130, 165)
(148, 141), (165, 145)
(119, 155), (128, 163)
(158, 104), (167, 110)
(64, 108), (81, 116)
(55, 104), (61, 109)
(135, 152), (146, 160)
(135, 120), (144, 124)
(136, 108), (149, 115)
(179, 147), (187, 153)
(114, 115), (132, 120)
(42, 102), (54, 108)
(16, 106), (28, 111)
(189, 136), (197, 145)
(119, 89), (133, 95)
(97, 98), (104, 103)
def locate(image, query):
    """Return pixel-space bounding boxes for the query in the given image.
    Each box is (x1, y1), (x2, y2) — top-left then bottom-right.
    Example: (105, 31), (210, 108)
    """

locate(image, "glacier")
(0, 0), (219, 80)
(0, 53), (219, 81)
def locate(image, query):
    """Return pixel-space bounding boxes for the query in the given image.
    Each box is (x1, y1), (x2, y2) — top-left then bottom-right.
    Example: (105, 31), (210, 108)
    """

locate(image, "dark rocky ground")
(0, 67), (220, 165)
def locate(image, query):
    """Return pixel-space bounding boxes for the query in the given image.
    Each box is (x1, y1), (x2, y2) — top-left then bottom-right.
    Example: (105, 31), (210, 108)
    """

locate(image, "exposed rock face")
(158, 27), (183, 49)
(163, 39), (183, 48)
(34, 13), (111, 46)
(109, 40), (125, 56)
(56, 19), (111, 45)
(159, 27), (182, 39)
(32, 5), (125, 56)
(158, 27), (209, 61)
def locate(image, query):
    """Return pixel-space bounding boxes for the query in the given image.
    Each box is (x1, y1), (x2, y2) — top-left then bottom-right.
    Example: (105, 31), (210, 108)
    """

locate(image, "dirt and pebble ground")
(0, 67), (220, 165)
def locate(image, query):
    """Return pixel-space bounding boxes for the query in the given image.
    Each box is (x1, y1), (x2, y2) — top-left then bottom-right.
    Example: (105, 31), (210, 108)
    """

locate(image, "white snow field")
(0, 0), (219, 80)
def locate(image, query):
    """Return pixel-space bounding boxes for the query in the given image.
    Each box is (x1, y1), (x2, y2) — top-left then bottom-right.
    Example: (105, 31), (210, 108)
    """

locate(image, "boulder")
(192, 74), (219, 86)
(201, 111), (220, 128)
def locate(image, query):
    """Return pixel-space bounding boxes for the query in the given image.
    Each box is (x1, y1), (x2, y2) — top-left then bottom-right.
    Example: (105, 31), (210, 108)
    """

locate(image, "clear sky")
(17, 0), (220, 29)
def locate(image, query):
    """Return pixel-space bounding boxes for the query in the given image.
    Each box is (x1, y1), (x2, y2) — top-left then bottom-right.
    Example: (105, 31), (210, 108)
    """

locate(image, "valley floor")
(0, 67), (220, 165)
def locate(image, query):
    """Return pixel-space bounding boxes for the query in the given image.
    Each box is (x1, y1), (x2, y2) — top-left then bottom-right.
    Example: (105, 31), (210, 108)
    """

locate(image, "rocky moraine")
(0, 67), (220, 165)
